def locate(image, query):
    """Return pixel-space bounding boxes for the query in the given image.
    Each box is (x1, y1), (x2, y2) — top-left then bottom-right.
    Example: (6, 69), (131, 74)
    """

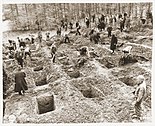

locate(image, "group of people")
(6, 36), (33, 68)
(3, 11), (149, 121)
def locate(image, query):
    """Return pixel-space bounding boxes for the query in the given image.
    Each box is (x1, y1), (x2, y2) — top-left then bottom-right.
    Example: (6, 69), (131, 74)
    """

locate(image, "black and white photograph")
(1, 0), (154, 124)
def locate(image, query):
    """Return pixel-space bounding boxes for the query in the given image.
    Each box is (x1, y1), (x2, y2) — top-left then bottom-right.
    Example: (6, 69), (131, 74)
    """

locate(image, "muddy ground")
(3, 22), (152, 123)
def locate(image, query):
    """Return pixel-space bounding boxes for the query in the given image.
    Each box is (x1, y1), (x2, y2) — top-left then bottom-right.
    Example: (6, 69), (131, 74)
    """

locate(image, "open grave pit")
(110, 63), (151, 107)
(37, 93), (55, 114)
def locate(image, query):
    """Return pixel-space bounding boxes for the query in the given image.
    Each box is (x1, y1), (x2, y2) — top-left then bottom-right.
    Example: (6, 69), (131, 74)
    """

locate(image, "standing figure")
(110, 34), (118, 54)
(132, 75), (146, 120)
(120, 17), (124, 32)
(15, 47), (25, 68)
(92, 14), (95, 23)
(109, 15), (113, 25)
(100, 14), (105, 22)
(50, 44), (57, 63)
(57, 27), (61, 36)
(14, 67), (28, 95)
(69, 22), (73, 29)
(76, 21), (79, 28)
(107, 25), (113, 37)
(35, 18), (40, 30)
(76, 24), (81, 35)
(19, 39), (26, 48)
(64, 34), (70, 43)
(38, 30), (42, 43)
(85, 18), (90, 28)
(24, 45), (31, 60)
(64, 22), (68, 31)
(61, 20), (65, 28)
(30, 34), (35, 44)
(125, 16), (131, 31)
(17, 37), (20, 42)
(46, 32), (50, 41)
(8, 40), (15, 52)
(100, 20), (106, 31)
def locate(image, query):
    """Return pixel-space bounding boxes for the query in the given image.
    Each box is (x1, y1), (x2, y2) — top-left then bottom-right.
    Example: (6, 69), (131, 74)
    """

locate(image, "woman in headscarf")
(14, 66), (28, 95)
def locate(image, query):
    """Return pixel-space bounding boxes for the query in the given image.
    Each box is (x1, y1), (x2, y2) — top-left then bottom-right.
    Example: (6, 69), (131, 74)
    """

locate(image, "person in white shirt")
(24, 45), (31, 60)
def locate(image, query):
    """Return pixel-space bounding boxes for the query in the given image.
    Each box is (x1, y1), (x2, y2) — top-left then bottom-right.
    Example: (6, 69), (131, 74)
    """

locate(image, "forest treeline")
(2, 3), (152, 31)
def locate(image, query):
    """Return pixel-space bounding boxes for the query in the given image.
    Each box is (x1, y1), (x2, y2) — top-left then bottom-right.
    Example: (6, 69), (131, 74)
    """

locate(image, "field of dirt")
(3, 21), (152, 123)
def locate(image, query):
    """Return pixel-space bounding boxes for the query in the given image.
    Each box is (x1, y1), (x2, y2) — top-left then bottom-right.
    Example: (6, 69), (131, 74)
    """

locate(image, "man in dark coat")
(110, 34), (118, 54)
(14, 67), (28, 95)
(85, 18), (90, 28)
(61, 20), (65, 28)
(8, 40), (15, 52)
(100, 14), (105, 22)
(57, 27), (61, 36)
(92, 14), (95, 23)
(50, 44), (57, 63)
(69, 22), (73, 29)
(76, 25), (81, 35)
(99, 20), (106, 31)
(76, 21), (79, 28)
(19, 38), (26, 48)
(107, 25), (113, 37)
(30, 34), (35, 44)
(64, 34), (70, 43)
(120, 18), (124, 32)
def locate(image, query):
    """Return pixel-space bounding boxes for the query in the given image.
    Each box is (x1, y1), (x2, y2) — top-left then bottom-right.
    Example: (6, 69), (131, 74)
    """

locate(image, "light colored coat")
(135, 75), (146, 103)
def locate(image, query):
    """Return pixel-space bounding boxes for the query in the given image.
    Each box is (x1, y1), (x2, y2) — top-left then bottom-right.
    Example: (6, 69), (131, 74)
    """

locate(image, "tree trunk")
(25, 4), (30, 30)
(43, 4), (48, 29)
(15, 4), (19, 16)
(140, 3), (143, 18)
(128, 3), (132, 17)
(10, 4), (14, 20)
(95, 3), (97, 13)
(88, 3), (91, 27)
(135, 3), (137, 18)
(118, 3), (121, 13)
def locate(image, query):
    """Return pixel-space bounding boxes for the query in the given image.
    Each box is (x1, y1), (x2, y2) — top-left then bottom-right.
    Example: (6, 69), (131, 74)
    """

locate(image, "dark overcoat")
(110, 35), (117, 50)
(14, 71), (28, 92)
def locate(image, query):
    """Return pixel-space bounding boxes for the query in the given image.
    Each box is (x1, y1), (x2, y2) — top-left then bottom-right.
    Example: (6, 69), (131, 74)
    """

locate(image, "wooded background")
(2, 3), (152, 31)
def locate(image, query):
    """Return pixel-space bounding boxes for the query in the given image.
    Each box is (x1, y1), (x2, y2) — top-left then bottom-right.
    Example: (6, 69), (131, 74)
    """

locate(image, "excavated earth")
(3, 23), (152, 123)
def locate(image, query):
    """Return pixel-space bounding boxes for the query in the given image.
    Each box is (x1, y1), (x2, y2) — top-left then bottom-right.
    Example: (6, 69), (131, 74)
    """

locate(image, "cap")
(20, 46), (24, 49)
(136, 75), (145, 85)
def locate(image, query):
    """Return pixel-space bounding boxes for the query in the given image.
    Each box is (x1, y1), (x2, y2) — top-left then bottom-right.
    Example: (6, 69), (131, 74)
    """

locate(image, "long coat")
(135, 81), (146, 104)
(14, 71), (28, 92)
(110, 35), (117, 51)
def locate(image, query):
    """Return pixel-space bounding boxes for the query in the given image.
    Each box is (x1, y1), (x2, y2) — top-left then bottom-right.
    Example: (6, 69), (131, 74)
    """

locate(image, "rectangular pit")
(37, 94), (55, 114)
